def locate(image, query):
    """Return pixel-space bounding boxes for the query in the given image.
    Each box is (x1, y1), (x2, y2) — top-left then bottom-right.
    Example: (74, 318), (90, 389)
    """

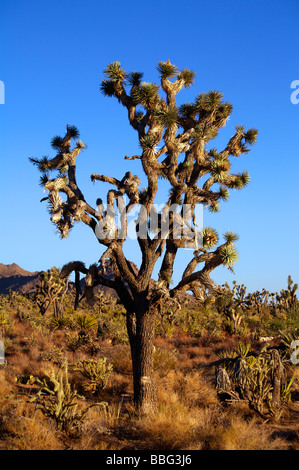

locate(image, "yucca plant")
(75, 313), (98, 331)
(51, 314), (70, 328)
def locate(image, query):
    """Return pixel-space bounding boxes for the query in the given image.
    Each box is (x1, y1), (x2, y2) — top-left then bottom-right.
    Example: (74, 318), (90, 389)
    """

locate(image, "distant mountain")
(0, 263), (41, 295)
(0, 262), (191, 302)
(0, 262), (118, 298)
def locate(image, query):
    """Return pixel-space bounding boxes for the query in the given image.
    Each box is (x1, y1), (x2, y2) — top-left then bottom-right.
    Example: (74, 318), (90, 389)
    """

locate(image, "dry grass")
(0, 295), (298, 450)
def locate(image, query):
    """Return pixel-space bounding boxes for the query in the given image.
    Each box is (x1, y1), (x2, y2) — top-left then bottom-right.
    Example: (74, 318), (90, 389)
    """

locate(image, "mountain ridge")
(0, 263), (42, 295)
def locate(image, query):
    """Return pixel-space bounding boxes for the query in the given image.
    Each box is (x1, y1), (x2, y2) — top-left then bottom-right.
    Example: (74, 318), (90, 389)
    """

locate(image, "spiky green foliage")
(131, 82), (160, 108)
(75, 313), (98, 331)
(157, 61), (179, 79)
(100, 79), (117, 97)
(220, 245), (239, 266)
(177, 68), (196, 87)
(179, 102), (198, 120)
(218, 102), (233, 118)
(104, 61), (127, 82)
(139, 135), (157, 151)
(67, 125), (80, 139)
(234, 171), (251, 188)
(155, 105), (178, 128)
(211, 157), (231, 181)
(202, 227), (218, 249)
(127, 71), (144, 86)
(208, 201), (221, 213)
(76, 139), (87, 149)
(223, 231), (239, 243)
(74, 358), (113, 393)
(29, 156), (51, 173)
(244, 128), (258, 145)
(39, 174), (49, 187)
(30, 360), (107, 432)
(218, 186), (230, 201)
(51, 135), (63, 150)
(196, 90), (223, 112)
(191, 124), (218, 143)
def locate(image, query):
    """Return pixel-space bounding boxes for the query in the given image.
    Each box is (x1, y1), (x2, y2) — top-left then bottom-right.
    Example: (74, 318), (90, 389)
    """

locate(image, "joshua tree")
(34, 267), (69, 317)
(30, 60), (257, 414)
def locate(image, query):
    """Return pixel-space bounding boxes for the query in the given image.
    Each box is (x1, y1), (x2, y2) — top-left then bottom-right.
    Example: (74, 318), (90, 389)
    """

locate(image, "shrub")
(29, 360), (107, 432)
(74, 358), (113, 393)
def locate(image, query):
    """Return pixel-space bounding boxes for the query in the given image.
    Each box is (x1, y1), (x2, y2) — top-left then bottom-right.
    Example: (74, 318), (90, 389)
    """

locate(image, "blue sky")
(0, 0), (298, 294)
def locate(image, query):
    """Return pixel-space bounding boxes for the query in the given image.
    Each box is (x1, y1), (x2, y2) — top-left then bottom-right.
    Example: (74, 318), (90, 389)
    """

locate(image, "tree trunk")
(127, 302), (158, 415)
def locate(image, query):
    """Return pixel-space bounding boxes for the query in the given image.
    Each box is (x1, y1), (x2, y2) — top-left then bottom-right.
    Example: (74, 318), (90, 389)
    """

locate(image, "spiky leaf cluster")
(220, 245), (239, 266)
(223, 231), (239, 243)
(177, 68), (196, 87)
(155, 105), (178, 128)
(131, 82), (160, 108)
(157, 61), (178, 79)
(202, 227), (219, 249)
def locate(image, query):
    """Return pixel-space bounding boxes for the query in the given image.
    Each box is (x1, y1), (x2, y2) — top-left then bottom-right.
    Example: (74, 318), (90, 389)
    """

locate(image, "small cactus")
(30, 360), (107, 432)
(74, 358), (113, 393)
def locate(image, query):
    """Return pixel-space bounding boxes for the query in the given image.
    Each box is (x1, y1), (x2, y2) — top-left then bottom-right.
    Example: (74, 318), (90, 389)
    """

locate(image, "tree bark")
(127, 300), (158, 415)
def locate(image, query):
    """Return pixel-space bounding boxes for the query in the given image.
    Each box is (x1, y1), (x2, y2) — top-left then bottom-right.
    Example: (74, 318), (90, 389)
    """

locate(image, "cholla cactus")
(216, 345), (288, 420)
(30, 360), (107, 432)
(74, 358), (113, 393)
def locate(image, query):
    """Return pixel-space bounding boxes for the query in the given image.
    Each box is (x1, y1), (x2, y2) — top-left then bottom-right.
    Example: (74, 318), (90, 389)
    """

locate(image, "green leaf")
(218, 186), (230, 201)
(232, 171), (250, 189)
(76, 140), (87, 150)
(39, 157), (51, 172)
(104, 61), (126, 82)
(179, 102), (197, 119)
(201, 227), (219, 248)
(67, 125), (80, 139)
(244, 128), (258, 145)
(131, 82), (160, 108)
(177, 68), (196, 87)
(51, 135), (63, 150)
(100, 79), (116, 97)
(223, 231), (239, 243)
(221, 245), (239, 266)
(217, 102), (233, 118)
(128, 71), (144, 86)
(157, 61), (178, 79)
(39, 174), (49, 187)
(208, 202), (221, 213)
(139, 135), (157, 150)
(155, 105), (178, 128)
(240, 171), (250, 186)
